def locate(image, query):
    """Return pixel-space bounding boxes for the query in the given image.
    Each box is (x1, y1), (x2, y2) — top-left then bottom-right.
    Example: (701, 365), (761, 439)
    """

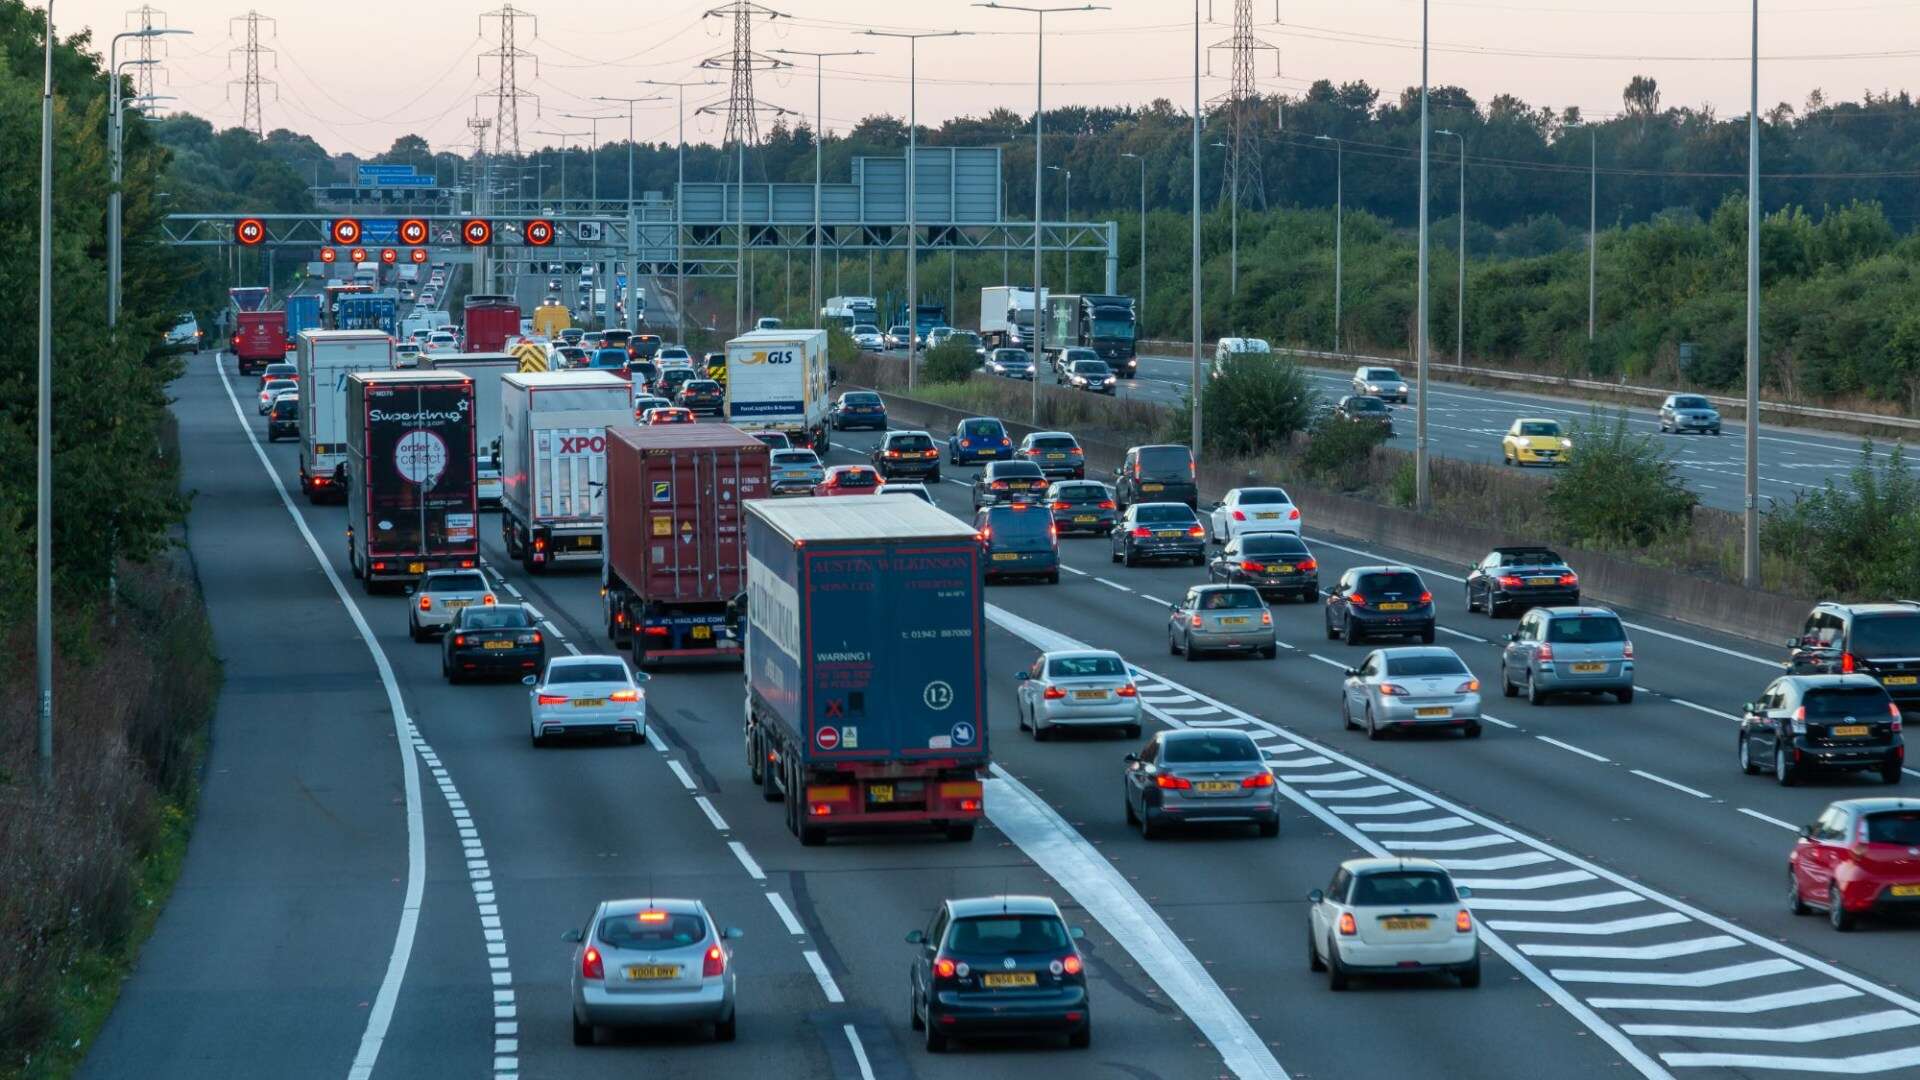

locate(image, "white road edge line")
(764, 891), (806, 936)
(844, 1024), (877, 1080)
(804, 950), (845, 1003)
(215, 360), (427, 1080)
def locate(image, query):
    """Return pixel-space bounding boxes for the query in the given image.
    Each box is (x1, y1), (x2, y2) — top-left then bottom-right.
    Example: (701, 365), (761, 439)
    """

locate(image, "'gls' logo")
(557, 435), (606, 454)
(740, 349), (794, 365)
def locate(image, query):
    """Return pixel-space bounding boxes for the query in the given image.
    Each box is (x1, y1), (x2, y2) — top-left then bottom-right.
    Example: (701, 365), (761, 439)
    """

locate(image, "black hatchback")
(1739, 674), (1904, 786)
(443, 603), (546, 683)
(677, 378), (725, 415)
(872, 430), (942, 481)
(906, 895), (1089, 1052)
(266, 394), (300, 442)
(1046, 481), (1117, 536)
(1325, 566), (1435, 645)
(1210, 532), (1319, 602)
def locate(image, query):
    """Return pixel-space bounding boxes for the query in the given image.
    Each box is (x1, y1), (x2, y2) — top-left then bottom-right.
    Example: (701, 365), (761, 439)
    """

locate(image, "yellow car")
(1501, 418), (1573, 467)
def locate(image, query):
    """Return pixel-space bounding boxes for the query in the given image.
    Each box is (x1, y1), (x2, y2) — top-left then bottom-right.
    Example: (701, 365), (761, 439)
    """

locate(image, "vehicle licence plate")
(1156, 531), (1182, 538)
(1416, 707), (1450, 718)
(483, 641), (513, 650)
(627, 965), (678, 980)
(1377, 602), (1409, 612)
(1831, 725), (1870, 736)
(1570, 662), (1606, 674)
(1074, 514), (1097, 523)
(1073, 689), (1107, 700)
(1047, 453), (1065, 460)
(1381, 917), (1431, 931)
(1221, 616), (1250, 625)
(993, 552), (1020, 561)
(870, 784), (894, 803)
(692, 625), (712, 640)
(1141, 483), (1164, 492)
(1884, 675), (1918, 686)
(573, 698), (606, 708)
(407, 561), (425, 574)
(1194, 780), (1237, 793)
(983, 972), (1037, 988)
(1256, 512), (1278, 520)
(445, 600), (470, 609)
(1528, 577), (1556, 585)
(1892, 884), (1920, 897)
(1275, 564), (1295, 573)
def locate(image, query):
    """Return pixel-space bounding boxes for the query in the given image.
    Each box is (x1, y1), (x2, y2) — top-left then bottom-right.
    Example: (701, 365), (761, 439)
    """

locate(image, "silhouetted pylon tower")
(700, 1), (788, 147)
(479, 5), (539, 157)
(229, 11), (276, 138)
(1208, 0), (1279, 210)
(128, 4), (165, 100)
(467, 115), (493, 160)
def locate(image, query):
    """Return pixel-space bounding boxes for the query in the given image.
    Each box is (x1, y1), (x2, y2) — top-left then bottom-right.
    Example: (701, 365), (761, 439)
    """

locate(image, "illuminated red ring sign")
(331, 218), (362, 245)
(398, 218), (429, 245)
(410, 248), (429, 264)
(523, 219), (555, 246)
(380, 248), (398, 265)
(319, 247), (337, 263)
(462, 218), (493, 246)
(235, 217), (266, 246)
(349, 248), (368, 264)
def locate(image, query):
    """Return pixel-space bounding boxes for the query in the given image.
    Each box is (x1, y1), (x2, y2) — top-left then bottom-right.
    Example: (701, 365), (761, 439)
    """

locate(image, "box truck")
(739, 498), (989, 845)
(979, 286), (1046, 350)
(343, 370), (479, 591)
(722, 328), (831, 450)
(284, 294), (323, 343)
(296, 330), (393, 502)
(422, 351), (518, 505)
(231, 309), (288, 376)
(496, 370), (633, 571)
(462, 295), (521, 352)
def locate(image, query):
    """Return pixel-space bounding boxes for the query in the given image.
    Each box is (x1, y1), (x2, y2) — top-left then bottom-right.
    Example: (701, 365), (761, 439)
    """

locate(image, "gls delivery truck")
(296, 330), (393, 502)
(722, 328), (830, 451)
(497, 370), (632, 572)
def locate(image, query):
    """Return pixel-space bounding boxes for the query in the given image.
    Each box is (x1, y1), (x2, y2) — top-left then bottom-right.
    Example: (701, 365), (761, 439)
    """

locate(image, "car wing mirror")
(1069, 926), (1086, 940)
(905, 929), (926, 945)
(404, 585), (417, 597)
(1308, 889), (1325, 904)
(561, 928), (583, 943)
(1344, 668), (1361, 678)
(723, 927), (745, 940)
(632, 671), (652, 683)
(521, 675), (538, 687)
(1456, 886), (1473, 899)
(1799, 825), (1814, 839)
(1123, 752), (1139, 764)
(1505, 633), (1520, 643)
(1015, 671), (1029, 681)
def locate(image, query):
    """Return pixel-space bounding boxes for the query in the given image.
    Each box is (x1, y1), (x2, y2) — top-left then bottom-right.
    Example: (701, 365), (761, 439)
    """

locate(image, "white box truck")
(980, 286), (1046, 350)
(422, 351), (518, 506)
(296, 329), (393, 503)
(723, 328), (831, 451)
(497, 370), (633, 572)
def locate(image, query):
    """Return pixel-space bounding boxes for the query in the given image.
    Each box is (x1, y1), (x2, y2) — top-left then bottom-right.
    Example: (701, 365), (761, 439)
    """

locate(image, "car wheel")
(924, 1005), (948, 1052)
(1123, 724), (1141, 739)
(408, 616), (424, 643)
(1123, 547), (1137, 568)
(1327, 947), (1350, 991)
(1501, 663), (1518, 698)
(1047, 570), (1060, 584)
(1526, 670), (1547, 706)
(1168, 631), (1181, 656)
(714, 1010), (737, 1042)
(1034, 718), (1052, 742)
(1488, 595), (1505, 619)
(1366, 706), (1383, 741)
(1464, 721), (1483, 739)
(946, 822), (976, 842)
(928, 469), (940, 483)
(1326, 618), (1341, 641)
(1017, 701), (1030, 732)
(1308, 924), (1327, 971)
(1883, 760), (1904, 785)
(572, 1014), (593, 1046)
(1465, 586), (1479, 613)
(1829, 885), (1854, 932)
(1259, 818), (1280, 838)
(1124, 791), (1139, 825)
(1739, 734), (1760, 775)
(1139, 806), (1159, 840)
(1183, 636), (1199, 662)
(1789, 869), (1810, 915)
(1616, 686), (1634, 705)
(1775, 745), (1798, 787)
(1457, 956), (1482, 989)
(910, 986), (925, 1030)
(1420, 626), (1436, 645)
(1342, 696), (1357, 731)
(1261, 644), (1277, 659)
(1068, 1023), (1091, 1050)
(1343, 619), (1364, 646)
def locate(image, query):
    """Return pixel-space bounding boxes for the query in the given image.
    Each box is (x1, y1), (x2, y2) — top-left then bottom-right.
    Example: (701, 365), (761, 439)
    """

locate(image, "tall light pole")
(1121, 151), (1146, 337)
(641, 79), (721, 345)
(37, 0), (56, 786)
(1190, 0), (1202, 455)
(560, 113), (615, 209)
(1435, 128), (1465, 366)
(977, 3), (1105, 423)
(108, 26), (189, 328)
(1743, 0), (1761, 587)
(1314, 134), (1344, 352)
(865, 30), (967, 391)
(593, 94), (669, 332)
(772, 48), (869, 331)
(1587, 125), (1597, 340)
(531, 130), (586, 209)
(1415, 0), (1431, 512)
(1047, 164), (1072, 290)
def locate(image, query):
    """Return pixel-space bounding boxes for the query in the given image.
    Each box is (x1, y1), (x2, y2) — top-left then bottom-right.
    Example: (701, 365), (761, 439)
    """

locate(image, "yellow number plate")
(1141, 483), (1164, 492)
(407, 562), (426, 574)
(982, 972), (1037, 988)
(869, 784), (894, 803)
(627, 965), (678, 980)
(575, 535), (597, 548)
(692, 625), (712, 640)
(1377, 602), (1409, 612)
(1892, 884), (1920, 897)
(1884, 675), (1918, 686)
(1046, 453), (1065, 460)
(1222, 616), (1250, 625)
(1073, 515), (1097, 523)
(1831, 724), (1870, 736)
(1416, 707), (1450, 718)
(1381, 917), (1431, 931)
(1194, 780), (1238, 793)
(483, 641), (513, 650)
(1275, 564), (1295, 573)
(1156, 531), (1183, 538)
(1256, 512), (1279, 520)
(1528, 577), (1556, 585)
(1073, 689), (1107, 700)
(1570, 662), (1606, 674)
(445, 600), (470, 609)
(572, 698), (606, 708)
(992, 552), (1020, 561)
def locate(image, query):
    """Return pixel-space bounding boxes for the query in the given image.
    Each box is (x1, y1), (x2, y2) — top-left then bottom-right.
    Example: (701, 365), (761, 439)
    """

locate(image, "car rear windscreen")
(1385, 655), (1470, 677)
(948, 915), (1068, 955)
(425, 573), (487, 593)
(889, 434), (935, 451)
(1134, 505), (1196, 524)
(1851, 615), (1920, 658)
(1162, 734), (1260, 763)
(1048, 655), (1126, 678)
(845, 393), (882, 405)
(996, 463), (1045, 478)
(1356, 572), (1422, 595)
(1348, 397), (1387, 411)
(461, 608), (532, 629)
(1199, 590), (1262, 610)
(772, 451), (819, 466)
(833, 470), (879, 488)
(1545, 616), (1625, 644)
(1803, 686), (1893, 718)
(1350, 872), (1457, 905)
(963, 419), (1003, 438)
(1031, 436), (1078, 450)
(598, 912), (705, 949)
(1238, 489), (1291, 505)
(1502, 550), (1562, 566)
(548, 663), (626, 684)
(1056, 485), (1108, 501)
(986, 508), (1051, 537)
(1136, 446), (1193, 475)
(1865, 811), (1920, 845)
(1242, 535), (1309, 555)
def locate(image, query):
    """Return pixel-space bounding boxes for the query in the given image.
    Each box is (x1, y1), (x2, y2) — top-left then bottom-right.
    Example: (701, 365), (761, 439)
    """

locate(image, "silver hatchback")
(1501, 606), (1635, 705)
(565, 897), (742, 1044)
(1342, 647), (1483, 739)
(407, 569), (496, 641)
(1168, 584), (1277, 660)
(1014, 649), (1142, 740)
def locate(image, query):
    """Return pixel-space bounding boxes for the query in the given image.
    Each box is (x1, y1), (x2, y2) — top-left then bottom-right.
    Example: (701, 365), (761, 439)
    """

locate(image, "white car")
(876, 482), (933, 504)
(1307, 857), (1479, 990)
(1208, 486), (1301, 543)
(407, 569), (497, 640)
(426, 332), (458, 354)
(525, 654), (649, 747)
(851, 325), (886, 351)
(1351, 365), (1410, 403)
(393, 343), (422, 369)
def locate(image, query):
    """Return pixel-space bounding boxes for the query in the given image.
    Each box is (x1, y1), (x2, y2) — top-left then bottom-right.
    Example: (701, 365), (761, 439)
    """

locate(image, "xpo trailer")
(496, 370), (633, 572)
(741, 498), (989, 846)
(722, 328), (830, 451)
(602, 424), (771, 667)
(296, 330), (393, 502)
(344, 370), (479, 592)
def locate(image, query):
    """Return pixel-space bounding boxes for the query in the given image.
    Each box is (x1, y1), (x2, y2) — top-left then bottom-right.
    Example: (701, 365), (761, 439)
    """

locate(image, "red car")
(1790, 797), (1920, 930)
(642, 406), (696, 425)
(814, 465), (883, 497)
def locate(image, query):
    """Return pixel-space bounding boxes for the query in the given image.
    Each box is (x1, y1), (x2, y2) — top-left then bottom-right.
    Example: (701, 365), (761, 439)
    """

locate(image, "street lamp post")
(1190, 0), (1202, 455)
(531, 130), (586, 209)
(1587, 126), (1597, 341)
(1435, 128), (1465, 366)
(1314, 134), (1343, 352)
(562, 112), (618, 324)
(36, 0), (56, 786)
(1744, 0), (1761, 587)
(974, 2), (1106, 424)
(1047, 165), (1072, 290)
(864, 30), (967, 391)
(640, 79), (721, 346)
(772, 48), (869, 332)
(108, 26), (189, 329)
(1415, 0), (1431, 512)
(1120, 151), (1146, 338)
(593, 94), (670, 332)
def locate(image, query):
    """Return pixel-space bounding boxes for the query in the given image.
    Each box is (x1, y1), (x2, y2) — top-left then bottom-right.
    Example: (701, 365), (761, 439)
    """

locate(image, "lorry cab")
(974, 504), (1061, 584)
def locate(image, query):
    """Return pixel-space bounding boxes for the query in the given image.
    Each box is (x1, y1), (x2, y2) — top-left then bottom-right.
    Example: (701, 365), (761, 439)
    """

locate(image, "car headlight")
(1365, 384), (1380, 392)
(1560, 438), (1573, 448)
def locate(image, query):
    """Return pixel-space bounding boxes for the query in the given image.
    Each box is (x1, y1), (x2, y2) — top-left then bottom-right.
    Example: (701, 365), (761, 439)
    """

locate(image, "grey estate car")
(1500, 606), (1635, 705)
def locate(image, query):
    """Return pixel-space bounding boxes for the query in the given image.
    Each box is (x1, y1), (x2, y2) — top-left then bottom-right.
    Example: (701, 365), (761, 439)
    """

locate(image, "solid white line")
(765, 891), (806, 936)
(728, 841), (766, 881)
(1588, 985), (1862, 1013)
(1436, 625), (1487, 643)
(666, 759), (698, 791)
(1062, 565), (1089, 576)
(1658, 1045), (1920, 1073)
(1630, 770), (1713, 800)
(1624, 1009), (1920, 1043)
(693, 795), (730, 832)
(1550, 958), (1799, 987)
(844, 1024), (877, 1080)
(985, 764), (1289, 1079)
(1520, 935), (1742, 961)
(804, 950), (845, 1003)
(1739, 807), (1801, 832)
(215, 361), (428, 1080)
(1307, 654), (1349, 670)
(1536, 736), (1610, 763)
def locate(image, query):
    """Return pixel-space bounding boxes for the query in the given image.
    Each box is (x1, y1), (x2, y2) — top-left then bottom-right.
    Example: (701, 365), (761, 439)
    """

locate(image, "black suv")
(1738, 674), (1904, 786)
(1787, 603), (1920, 714)
(1114, 444), (1197, 510)
(1325, 566), (1436, 645)
(872, 430), (941, 482)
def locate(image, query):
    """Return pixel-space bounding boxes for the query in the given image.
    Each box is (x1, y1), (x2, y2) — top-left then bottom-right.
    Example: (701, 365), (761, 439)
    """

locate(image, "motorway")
(82, 350), (1920, 1080)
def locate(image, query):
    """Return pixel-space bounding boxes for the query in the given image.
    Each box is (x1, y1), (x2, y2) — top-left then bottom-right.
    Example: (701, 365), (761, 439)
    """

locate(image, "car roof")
(1193, 582), (1258, 592)
(1130, 501), (1195, 512)
(1350, 564), (1416, 574)
(1232, 486), (1290, 497)
(1779, 673), (1888, 692)
(988, 461), (1045, 473)
(1130, 443), (1188, 452)
(552, 653), (627, 669)
(885, 429), (932, 440)
(1041, 648), (1124, 661)
(600, 897), (705, 918)
(1514, 417), (1559, 425)
(947, 895), (1062, 919)
(1027, 431), (1074, 440)
(1340, 856), (1449, 875)
(1492, 544), (1560, 555)
(1821, 602), (1920, 617)
(1828, 797), (1920, 814)
(1373, 646), (1463, 660)
(1158, 727), (1256, 744)
(961, 416), (1004, 425)
(422, 568), (485, 581)
(1533, 606), (1620, 619)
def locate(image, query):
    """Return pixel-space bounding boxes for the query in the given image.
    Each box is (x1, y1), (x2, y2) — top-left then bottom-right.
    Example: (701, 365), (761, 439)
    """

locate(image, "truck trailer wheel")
(944, 823), (976, 843)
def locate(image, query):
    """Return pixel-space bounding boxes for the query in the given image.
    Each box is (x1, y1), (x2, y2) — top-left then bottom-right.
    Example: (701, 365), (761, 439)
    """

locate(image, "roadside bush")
(1762, 442), (1920, 597)
(1544, 411), (1697, 549)
(1199, 355), (1317, 458)
(1299, 413), (1390, 491)
(920, 340), (982, 385)
(826, 326), (860, 369)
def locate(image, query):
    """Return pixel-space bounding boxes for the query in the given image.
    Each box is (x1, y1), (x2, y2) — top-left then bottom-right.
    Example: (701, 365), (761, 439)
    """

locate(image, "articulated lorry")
(723, 328), (831, 450)
(601, 424), (771, 666)
(497, 370), (632, 572)
(343, 370), (479, 591)
(979, 286), (1046, 350)
(1042, 293), (1139, 375)
(740, 497), (989, 846)
(821, 295), (878, 332)
(284, 294), (323, 343)
(296, 329), (393, 502)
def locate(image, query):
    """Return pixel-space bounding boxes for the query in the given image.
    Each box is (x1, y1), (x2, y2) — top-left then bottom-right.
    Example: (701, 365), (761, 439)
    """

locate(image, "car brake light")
(1419, 591), (1433, 604)
(1231, 509), (1246, 521)
(1891, 703), (1904, 733)
(643, 626), (670, 637)
(1842, 652), (1857, 673)
(1497, 575), (1524, 588)
(582, 945), (603, 979)
(1190, 614), (1203, 628)
(1260, 610), (1274, 626)
(537, 693), (568, 705)
(1537, 642), (1555, 662)
(637, 910), (669, 922)
(1242, 771), (1274, 788)
(1623, 641), (1633, 660)
(703, 944), (726, 977)
(934, 957), (957, 979)
(1791, 705), (1808, 734)
(483, 594), (496, 606)
(609, 689), (640, 702)
(1338, 912), (1357, 936)
(1061, 953), (1083, 975)
(1000, 437), (1010, 446)
(1117, 683), (1138, 697)
(1349, 594), (1367, 607)
(1025, 447), (1042, 455)
(1289, 508), (1301, 520)
(1456, 909), (1473, 933)
(1051, 501), (1072, 511)
(1188, 525), (1205, 537)
(1457, 679), (1481, 693)
(1242, 561), (1266, 573)
(1378, 682), (1408, 696)
(1043, 686), (1067, 700)
(418, 595), (432, 611)
(530, 632), (543, 644)
(1132, 526), (1152, 538)
(453, 635), (466, 647)
(1559, 572), (1579, 586)
(1098, 499), (1117, 510)
(1155, 774), (1192, 789)
(992, 481), (1008, 490)
(1298, 559), (1318, 572)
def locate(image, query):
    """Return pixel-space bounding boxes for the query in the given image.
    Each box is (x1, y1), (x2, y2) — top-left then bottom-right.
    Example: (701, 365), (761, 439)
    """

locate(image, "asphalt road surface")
(82, 352), (1920, 1080)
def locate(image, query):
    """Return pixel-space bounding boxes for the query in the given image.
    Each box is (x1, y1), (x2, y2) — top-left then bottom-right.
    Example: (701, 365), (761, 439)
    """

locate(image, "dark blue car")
(949, 416), (1011, 466)
(975, 504), (1059, 584)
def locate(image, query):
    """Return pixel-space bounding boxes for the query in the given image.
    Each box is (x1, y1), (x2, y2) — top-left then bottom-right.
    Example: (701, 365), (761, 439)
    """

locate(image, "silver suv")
(1500, 606), (1634, 705)
(407, 569), (497, 641)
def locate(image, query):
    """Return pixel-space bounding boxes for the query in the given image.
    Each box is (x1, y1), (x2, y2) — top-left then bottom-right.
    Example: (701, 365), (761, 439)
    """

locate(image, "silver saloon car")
(1014, 650), (1143, 740)
(1342, 646), (1483, 739)
(1123, 729), (1280, 838)
(1167, 584), (1277, 660)
(566, 897), (742, 1044)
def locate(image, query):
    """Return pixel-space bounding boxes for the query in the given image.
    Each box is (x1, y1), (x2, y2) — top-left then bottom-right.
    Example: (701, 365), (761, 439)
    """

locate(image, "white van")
(1210, 336), (1273, 377)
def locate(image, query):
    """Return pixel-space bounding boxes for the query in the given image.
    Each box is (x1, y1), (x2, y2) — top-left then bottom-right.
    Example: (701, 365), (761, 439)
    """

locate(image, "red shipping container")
(604, 424), (772, 607)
